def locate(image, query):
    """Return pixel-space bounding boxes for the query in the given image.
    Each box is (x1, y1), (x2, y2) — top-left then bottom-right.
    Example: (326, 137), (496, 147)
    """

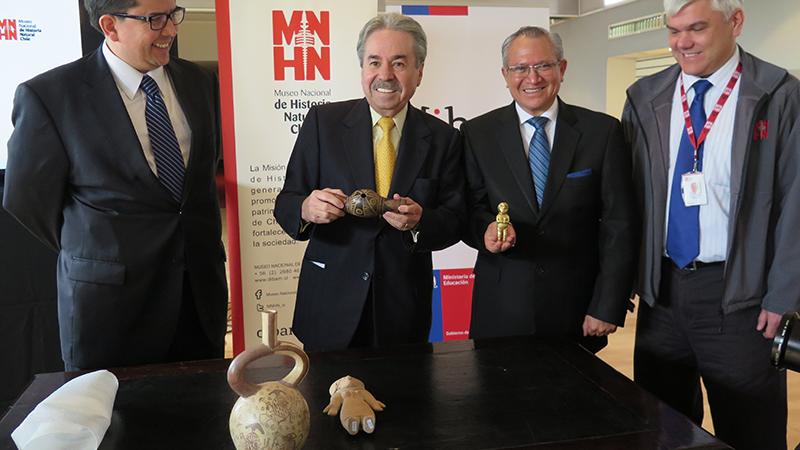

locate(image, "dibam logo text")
(0, 18), (42, 41)
(272, 10), (330, 81)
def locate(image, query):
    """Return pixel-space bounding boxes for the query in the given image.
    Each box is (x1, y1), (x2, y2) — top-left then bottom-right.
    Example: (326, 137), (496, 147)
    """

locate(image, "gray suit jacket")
(622, 48), (800, 315)
(3, 48), (228, 369)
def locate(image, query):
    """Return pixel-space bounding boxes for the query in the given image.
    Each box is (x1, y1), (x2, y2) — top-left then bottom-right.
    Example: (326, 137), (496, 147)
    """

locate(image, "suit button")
(536, 266), (546, 275)
(361, 272), (370, 281)
(537, 230), (545, 236)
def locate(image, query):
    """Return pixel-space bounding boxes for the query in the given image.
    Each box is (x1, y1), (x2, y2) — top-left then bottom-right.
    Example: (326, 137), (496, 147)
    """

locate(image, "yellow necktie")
(375, 116), (396, 197)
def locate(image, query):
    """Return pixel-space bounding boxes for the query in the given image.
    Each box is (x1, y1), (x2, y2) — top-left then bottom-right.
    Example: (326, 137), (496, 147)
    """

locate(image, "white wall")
(554, 0), (800, 113)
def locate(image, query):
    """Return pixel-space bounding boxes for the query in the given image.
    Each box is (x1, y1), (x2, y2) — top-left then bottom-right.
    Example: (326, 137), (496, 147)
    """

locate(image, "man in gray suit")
(3, 0), (227, 370)
(622, 1), (799, 449)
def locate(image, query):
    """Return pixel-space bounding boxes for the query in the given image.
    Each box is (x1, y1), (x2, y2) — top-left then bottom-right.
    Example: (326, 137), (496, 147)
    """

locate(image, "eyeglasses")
(506, 61), (560, 77)
(111, 6), (186, 31)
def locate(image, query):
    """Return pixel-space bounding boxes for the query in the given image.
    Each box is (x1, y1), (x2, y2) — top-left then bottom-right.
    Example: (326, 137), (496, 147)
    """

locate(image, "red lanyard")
(679, 62), (742, 171)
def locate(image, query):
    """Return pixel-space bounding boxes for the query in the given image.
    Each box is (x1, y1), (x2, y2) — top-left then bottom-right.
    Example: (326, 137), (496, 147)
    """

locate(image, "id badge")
(681, 171), (707, 206)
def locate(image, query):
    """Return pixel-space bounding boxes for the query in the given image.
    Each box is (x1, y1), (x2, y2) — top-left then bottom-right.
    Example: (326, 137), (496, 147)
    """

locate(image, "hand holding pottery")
(344, 189), (405, 218)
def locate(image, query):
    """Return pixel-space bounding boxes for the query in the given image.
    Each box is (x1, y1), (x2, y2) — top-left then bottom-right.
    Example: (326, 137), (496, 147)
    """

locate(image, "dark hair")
(83, 0), (139, 32)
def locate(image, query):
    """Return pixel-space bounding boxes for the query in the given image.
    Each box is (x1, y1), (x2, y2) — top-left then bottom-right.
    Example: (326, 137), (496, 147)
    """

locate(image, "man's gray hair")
(83, 0), (139, 33)
(356, 13), (427, 68)
(664, 0), (743, 20)
(501, 26), (564, 67)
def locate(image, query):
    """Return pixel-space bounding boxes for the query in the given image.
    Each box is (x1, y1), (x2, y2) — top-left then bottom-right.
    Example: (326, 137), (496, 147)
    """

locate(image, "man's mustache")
(372, 80), (400, 91)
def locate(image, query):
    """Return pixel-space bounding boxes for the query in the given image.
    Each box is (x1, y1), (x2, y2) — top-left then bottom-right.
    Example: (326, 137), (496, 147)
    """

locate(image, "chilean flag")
(401, 5), (469, 16)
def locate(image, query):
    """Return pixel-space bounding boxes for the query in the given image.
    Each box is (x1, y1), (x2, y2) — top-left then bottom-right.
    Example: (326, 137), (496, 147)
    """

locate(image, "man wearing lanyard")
(622, 1), (800, 449)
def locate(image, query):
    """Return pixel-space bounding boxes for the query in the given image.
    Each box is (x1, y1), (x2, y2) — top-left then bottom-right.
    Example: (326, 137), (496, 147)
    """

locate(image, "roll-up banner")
(217, 0), (378, 352)
(386, 5), (550, 343)
(0, 1), (82, 170)
(220, 3), (549, 352)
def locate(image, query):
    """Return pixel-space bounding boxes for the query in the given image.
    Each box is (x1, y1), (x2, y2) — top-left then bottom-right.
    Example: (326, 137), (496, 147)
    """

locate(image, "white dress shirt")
(665, 48), (741, 263)
(515, 100), (559, 159)
(370, 103), (408, 152)
(102, 42), (191, 176)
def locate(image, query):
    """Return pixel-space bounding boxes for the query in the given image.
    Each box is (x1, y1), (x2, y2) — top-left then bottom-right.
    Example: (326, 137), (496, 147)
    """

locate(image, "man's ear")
(99, 14), (119, 41)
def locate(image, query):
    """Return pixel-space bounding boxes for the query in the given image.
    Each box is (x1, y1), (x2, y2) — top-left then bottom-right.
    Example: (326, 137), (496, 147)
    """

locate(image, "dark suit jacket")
(2, 48), (228, 370)
(463, 100), (637, 349)
(274, 99), (464, 351)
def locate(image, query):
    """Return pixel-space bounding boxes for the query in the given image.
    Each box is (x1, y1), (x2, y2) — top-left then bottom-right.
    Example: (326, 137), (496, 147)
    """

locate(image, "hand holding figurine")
(323, 375), (385, 435)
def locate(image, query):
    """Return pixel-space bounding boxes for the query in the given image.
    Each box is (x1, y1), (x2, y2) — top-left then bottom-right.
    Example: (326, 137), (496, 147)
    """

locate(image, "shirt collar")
(681, 46), (740, 92)
(102, 41), (169, 100)
(515, 98), (559, 126)
(370, 103), (409, 133)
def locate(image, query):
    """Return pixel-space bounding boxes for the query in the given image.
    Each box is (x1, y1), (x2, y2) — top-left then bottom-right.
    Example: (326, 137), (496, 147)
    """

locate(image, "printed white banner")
(0, 2), (81, 169)
(386, 6), (549, 271)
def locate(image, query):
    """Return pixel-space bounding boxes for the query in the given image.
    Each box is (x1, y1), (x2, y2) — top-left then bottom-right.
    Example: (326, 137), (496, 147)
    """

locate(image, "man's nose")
(378, 63), (395, 79)
(161, 18), (178, 37)
(526, 67), (543, 82)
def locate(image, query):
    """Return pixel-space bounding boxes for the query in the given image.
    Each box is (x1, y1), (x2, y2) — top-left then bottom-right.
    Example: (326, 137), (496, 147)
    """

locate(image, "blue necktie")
(527, 116), (550, 207)
(666, 79), (713, 268)
(141, 75), (185, 203)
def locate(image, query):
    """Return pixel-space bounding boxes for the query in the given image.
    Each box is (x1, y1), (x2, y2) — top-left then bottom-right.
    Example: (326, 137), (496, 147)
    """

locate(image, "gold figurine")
(496, 202), (510, 242)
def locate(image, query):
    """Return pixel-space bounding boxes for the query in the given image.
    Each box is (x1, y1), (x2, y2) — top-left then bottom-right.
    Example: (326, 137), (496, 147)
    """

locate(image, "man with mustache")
(3, 0), (228, 370)
(462, 26), (637, 353)
(275, 13), (464, 352)
(622, 1), (800, 448)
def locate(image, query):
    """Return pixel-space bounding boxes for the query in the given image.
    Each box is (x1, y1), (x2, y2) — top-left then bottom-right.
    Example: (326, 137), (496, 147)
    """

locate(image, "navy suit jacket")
(3, 48), (228, 369)
(463, 100), (637, 350)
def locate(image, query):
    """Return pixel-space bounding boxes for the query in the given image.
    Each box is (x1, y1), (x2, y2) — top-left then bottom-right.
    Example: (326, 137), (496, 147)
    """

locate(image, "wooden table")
(0, 337), (730, 449)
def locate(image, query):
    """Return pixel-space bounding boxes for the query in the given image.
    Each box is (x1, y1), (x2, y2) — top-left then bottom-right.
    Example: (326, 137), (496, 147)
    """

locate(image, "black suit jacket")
(274, 99), (465, 351)
(463, 100), (637, 349)
(3, 48), (227, 369)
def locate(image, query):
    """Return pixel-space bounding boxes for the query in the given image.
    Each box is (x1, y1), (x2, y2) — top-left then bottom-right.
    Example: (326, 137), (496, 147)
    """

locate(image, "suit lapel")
(391, 104), (430, 196)
(342, 99), (376, 191)
(496, 103), (539, 215)
(83, 49), (165, 198)
(166, 60), (198, 203)
(540, 99), (579, 217)
(649, 66), (680, 203)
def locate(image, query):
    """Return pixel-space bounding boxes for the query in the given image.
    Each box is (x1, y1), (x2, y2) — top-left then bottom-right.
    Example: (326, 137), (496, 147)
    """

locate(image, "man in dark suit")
(274, 13), (464, 352)
(622, 1), (799, 448)
(463, 26), (637, 352)
(3, 0), (227, 371)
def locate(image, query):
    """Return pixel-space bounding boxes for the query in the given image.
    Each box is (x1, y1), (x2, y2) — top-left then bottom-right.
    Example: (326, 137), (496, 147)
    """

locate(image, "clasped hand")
(302, 189), (422, 231)
(484, 221), (517, 253)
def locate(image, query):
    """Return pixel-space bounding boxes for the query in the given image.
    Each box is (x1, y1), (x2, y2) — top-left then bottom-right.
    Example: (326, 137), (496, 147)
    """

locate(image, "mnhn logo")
(0, 19), (17, 40)
(272, 10), (330, 81)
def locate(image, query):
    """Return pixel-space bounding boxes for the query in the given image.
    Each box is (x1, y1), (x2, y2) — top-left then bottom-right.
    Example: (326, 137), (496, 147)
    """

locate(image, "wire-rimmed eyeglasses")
(111, 6), (186, 31)
(505, 61), (561, 77)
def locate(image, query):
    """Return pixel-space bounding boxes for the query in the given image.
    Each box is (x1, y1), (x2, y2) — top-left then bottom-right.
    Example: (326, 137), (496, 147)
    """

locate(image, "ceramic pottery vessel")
(344, 189), (404, 218)
(228, 311), (310, 450)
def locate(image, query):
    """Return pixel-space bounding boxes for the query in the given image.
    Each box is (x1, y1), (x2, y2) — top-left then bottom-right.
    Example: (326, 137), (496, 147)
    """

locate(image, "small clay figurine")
(323, 375), (385, 435)
(496, 202), (510, 241)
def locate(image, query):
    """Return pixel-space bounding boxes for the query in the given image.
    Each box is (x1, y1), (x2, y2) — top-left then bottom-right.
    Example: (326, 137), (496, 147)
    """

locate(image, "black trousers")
(164, 273), (224, 363)
(634, 260), (787, 450)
